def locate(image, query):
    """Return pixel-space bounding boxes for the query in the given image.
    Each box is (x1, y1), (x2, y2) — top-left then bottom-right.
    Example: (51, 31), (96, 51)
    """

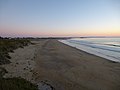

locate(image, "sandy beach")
(2, 39), (120, 90)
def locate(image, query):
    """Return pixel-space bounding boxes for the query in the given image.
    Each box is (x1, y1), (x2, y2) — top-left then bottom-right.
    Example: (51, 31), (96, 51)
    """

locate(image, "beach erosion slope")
(2, 39), (120, 90)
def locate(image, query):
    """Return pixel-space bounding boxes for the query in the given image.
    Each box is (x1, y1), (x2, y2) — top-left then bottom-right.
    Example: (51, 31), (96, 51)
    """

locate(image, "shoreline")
(59, 40), (120, 63)
(1, 39), (120, 90)
(59, 40), (119, 63)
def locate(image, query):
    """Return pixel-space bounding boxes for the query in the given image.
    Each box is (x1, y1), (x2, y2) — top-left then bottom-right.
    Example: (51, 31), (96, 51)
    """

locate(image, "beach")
(2, 39), (120, 90)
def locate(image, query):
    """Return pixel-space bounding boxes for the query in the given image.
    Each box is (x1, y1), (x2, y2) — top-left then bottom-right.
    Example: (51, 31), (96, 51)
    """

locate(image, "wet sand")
(2, 39), (120, 90)
(33, 39), (120, 90)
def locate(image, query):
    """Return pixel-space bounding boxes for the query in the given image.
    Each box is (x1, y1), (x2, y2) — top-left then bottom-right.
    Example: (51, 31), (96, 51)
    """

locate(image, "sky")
(0, 0), (120, 37)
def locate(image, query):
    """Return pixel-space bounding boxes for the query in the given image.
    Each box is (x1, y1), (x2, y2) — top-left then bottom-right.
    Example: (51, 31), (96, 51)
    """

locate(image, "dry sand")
(1, 39), (120, 90)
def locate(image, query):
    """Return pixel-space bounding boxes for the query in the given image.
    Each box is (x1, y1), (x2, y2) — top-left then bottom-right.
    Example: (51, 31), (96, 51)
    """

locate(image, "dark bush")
(0, 77), (38, 90)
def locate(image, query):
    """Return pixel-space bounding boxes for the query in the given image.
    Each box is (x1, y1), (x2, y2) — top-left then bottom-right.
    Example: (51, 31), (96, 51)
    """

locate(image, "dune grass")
(0, 77), (38, 90)
(0, 37), (38, 90)
(0, 37), (31, 65)
(0, 67), (38, 90)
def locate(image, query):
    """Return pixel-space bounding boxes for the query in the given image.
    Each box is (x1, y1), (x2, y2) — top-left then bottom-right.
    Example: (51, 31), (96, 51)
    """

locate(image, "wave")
(103, 44), (120, 47)
(68, 40), (120, 53)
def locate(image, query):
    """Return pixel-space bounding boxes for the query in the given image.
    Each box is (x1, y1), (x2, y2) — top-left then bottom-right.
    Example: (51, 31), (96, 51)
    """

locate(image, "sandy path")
(33, 39), (120, 90)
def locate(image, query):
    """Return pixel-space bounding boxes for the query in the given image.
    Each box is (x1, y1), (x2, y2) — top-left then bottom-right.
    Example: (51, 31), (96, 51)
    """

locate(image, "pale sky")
(0, 0), (120, 37)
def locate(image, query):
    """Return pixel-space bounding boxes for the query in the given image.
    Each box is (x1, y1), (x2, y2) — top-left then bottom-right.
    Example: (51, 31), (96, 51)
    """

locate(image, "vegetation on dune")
(0, 37), (38, 90)
(0, 67), (8, 78)
(0, 37), (31, 65)
(0, 77), (38, 90)
(0, 62), (38, 90)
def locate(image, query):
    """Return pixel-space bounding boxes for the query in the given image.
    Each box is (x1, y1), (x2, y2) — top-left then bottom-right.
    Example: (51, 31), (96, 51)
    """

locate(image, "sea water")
(59, 37), (120, 62)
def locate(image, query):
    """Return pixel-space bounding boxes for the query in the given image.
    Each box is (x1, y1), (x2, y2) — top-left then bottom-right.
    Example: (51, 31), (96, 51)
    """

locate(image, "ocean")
(59, 37), (120, 62)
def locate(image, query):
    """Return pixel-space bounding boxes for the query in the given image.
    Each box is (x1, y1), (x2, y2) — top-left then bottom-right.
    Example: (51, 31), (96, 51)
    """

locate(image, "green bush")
(0, 77), (38, 90)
